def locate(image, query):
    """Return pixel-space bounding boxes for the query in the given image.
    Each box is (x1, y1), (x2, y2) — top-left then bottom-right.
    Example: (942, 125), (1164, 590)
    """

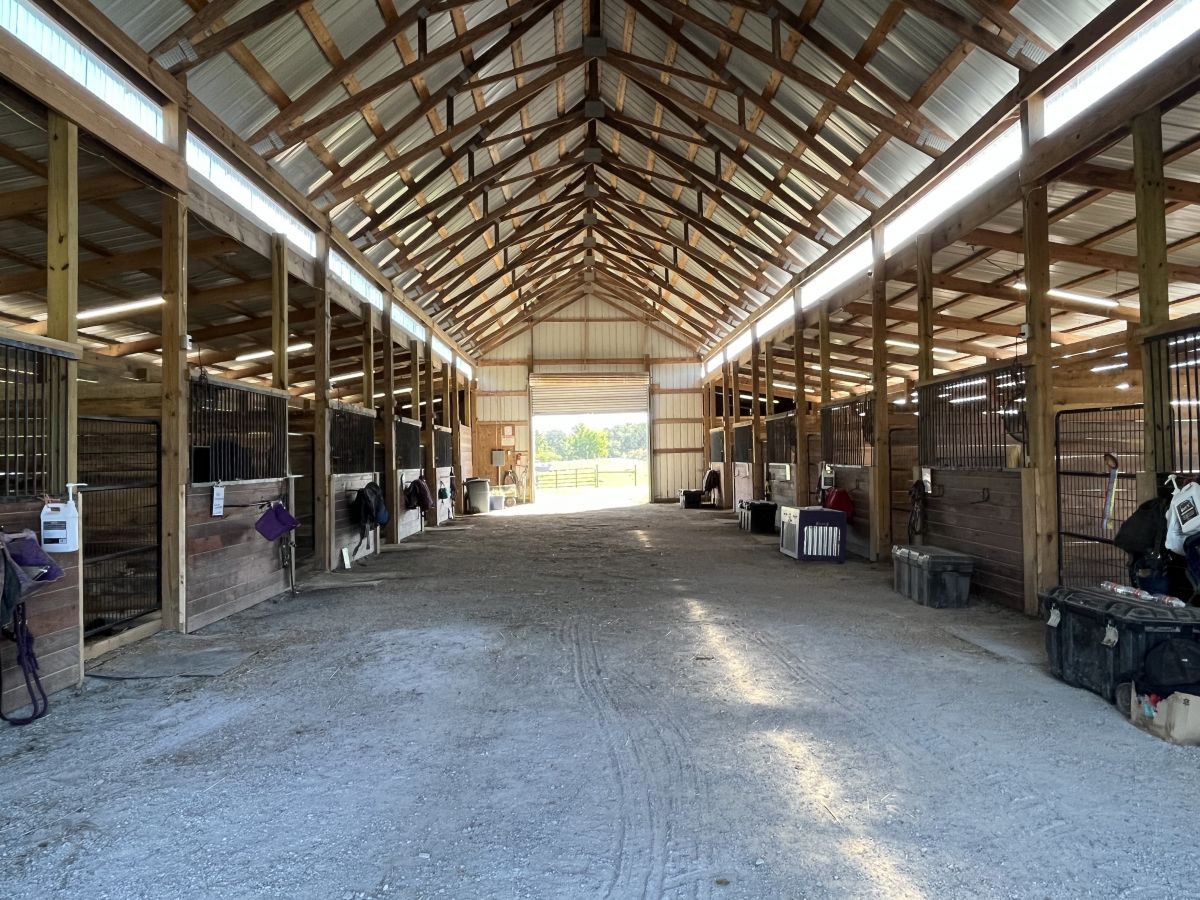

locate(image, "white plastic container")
(41, 483), (83, 553)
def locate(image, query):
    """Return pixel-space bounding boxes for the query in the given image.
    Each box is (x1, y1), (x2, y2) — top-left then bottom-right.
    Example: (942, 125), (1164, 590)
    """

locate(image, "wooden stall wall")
(185, 479), (289, 633)
(332, 473), (379, 565)
(0, 502), (81, 715)
(288, 434), (315, 560)
(833, 466), (872, 559)
(394, 468), (424, 539)
(460, 428), (473, 481)
(922, 469), (1025, 611)
(890, 426), (918, 548)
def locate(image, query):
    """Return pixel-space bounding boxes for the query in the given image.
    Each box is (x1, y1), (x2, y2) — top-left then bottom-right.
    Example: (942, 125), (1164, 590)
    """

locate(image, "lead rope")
(0, 602), (49, 726)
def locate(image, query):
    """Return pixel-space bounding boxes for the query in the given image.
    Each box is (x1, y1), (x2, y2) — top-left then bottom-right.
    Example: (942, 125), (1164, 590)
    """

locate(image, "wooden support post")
(451, 361), (463, 515)
(869, 227), (892, 562)
(702, 380), (712, 464)
(46, 114), (77, 346)
(382, 314), (399, 543)
(819, 306), (832, 404)
(1023, 97), (1058, 607)
(313, 238), (334, 572)
(916, 232), (935, 384)
(721, 361), (733, 510)
(732, 361), (742, 424)
(361, 311), (375, 405)
(423, 342), (437, 527)
(442, 357), (451, 428)
(47, 112), (83, 668)
(270, 233), (288, 391)
(408, 339), (421, 420)
(793, 306), (811, 506)
(751, 338), (764, 500)
(1134, 107), (1170, 498)
(764, 338), (775, 413)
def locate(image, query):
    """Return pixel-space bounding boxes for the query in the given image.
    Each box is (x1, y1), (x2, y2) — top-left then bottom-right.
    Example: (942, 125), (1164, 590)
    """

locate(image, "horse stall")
(765, 411), (797, 509)
(393, 416), (425, 539)
(915, 366), (1030, 611)
(730, 421), (754, 509)
(820, 397), (873, 559)
(0, 335), (83, 716)
(707, 426), (725, 506)
(185, 376), (292, 631)
(328, 403), (380, 567)
(434, 425), (454, 524)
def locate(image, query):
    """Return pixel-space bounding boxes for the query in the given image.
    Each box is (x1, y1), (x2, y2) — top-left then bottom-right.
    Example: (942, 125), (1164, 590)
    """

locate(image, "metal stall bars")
(820, 396), (874, 467)
(1145, 327), (1200, 477)
(0, 336), (71, 500)
(78, 417), (160, 636)
(189, 377), (288, 483)
(917, 365), (1027, 470)
(1056, 405), (1143, 588)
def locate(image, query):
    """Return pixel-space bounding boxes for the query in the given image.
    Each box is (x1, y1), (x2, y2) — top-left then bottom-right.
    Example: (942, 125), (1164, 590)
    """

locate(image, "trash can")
(1041, 586), (1200, 702)
(465, 478), (490, 514)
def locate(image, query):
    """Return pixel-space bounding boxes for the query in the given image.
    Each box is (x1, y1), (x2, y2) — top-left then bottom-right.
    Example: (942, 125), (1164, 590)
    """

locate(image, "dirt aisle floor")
(2, 504), (1198, 899)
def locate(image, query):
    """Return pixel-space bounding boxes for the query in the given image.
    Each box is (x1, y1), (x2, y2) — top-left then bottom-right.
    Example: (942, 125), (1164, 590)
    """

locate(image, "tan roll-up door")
(528, 373), (650, 415)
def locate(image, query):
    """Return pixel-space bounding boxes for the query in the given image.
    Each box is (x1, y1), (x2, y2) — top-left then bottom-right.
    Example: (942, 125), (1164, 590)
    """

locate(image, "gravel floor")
(1, 503), (1197, 899)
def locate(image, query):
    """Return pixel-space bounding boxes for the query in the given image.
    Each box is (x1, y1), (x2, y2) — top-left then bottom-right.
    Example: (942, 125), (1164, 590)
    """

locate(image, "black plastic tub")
(1040, 586), (1200, 702)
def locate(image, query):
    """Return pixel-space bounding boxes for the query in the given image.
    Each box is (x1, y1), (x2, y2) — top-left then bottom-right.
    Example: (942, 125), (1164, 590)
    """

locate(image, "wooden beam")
(793, 306), (811, 505)
(764, 339), (775, 412)
(382, 313), (399, 544)
(160, 186), (187, 631)
(313, 240), (334, 572)
(361, 311), (376, 409)
(0, 235), (240, 296)
(870, 228), (891, 562)
(46, 113), (77, 345)
(751, 338), (764, 500)
(0, 173), (142, 220)
(409, 339), (422, 426)
(915, 233), (935, 383)
(46, 111), (80, 677)
(819, 306), (832, 404)
(1134, 107), (1171, 496)
(721, 361), (733, 510)
(1023, 166), (1058, 606)
(271, 233), (288, 391)
(423, 341), (437, 527)
(451, 359), (463, 515)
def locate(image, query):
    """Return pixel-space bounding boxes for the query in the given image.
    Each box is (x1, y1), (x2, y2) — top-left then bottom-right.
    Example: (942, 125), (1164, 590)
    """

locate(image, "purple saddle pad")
(255, 503), (299, 541)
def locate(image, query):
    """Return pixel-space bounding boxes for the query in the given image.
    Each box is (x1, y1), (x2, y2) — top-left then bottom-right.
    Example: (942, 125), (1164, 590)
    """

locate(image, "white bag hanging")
(1165, 475), (1200, 554)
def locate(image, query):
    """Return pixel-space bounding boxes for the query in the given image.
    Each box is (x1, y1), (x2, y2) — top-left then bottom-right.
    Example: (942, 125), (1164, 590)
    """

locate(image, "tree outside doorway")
(532, 412), (649, 511)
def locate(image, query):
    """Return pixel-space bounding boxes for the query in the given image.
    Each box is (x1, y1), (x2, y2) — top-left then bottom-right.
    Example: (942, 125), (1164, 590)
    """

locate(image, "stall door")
(78, 417), (160, 636)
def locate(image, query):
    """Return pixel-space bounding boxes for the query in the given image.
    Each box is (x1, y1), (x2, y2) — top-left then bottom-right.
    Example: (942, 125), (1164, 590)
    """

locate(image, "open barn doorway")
(529, 374), (650, 513)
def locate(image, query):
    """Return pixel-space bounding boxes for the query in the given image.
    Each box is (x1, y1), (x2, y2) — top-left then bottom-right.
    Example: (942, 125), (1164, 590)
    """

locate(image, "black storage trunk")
(679, 489), (702, 509)
(738, 500), (776, 534)
(1040, 586), (1200, 701)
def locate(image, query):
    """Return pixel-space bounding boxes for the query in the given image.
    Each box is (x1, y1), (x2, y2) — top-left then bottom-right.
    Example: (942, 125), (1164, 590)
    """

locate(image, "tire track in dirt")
(725, 622), (1081, 880)
(562, 617), (713, 900)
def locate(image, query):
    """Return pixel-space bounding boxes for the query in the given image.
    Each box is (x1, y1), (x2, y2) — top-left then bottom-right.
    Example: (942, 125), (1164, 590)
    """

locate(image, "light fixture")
(235, 342), (312, 362)
(1013, 282), (1118, 309)
(78, 297), (165, 321)
(329, 370), (364, 383)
